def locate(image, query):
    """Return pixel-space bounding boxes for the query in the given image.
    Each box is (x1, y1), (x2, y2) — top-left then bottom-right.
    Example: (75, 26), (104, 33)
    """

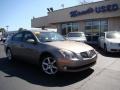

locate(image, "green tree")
(18, 28), (27, 32)
(0, 28), (6, 34)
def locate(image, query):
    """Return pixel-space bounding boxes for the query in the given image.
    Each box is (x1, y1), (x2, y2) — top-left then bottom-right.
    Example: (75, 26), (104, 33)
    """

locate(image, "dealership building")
(31, 0), (120, 43)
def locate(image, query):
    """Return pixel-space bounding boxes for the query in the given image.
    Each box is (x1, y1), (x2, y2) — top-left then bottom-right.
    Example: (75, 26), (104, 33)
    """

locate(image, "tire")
(6, 49), (14, 62)
(40, 55), (58, 75)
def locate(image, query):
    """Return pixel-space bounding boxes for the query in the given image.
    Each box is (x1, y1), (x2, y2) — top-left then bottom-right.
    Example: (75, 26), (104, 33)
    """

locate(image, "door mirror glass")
(26, 39), (36, 44)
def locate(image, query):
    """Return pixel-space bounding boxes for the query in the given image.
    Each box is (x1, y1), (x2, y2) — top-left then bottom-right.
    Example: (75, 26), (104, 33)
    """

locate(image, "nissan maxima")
(4, 30), (97, 75)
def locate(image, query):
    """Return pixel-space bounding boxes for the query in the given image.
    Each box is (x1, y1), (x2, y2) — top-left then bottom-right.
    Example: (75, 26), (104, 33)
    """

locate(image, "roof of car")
(18, 30), (55, 33)
(105, 31), (120, 33)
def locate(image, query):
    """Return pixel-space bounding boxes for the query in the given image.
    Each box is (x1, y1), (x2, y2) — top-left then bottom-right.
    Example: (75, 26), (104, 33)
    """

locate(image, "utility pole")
(5, 25), (9, 36)
(6, 25), (9, 32)
(61, 4), (64, 9)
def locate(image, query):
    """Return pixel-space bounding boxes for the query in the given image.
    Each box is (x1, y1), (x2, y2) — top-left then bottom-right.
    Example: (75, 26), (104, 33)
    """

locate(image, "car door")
(21, 32), (40, 64)
(11, 32), (24, 58)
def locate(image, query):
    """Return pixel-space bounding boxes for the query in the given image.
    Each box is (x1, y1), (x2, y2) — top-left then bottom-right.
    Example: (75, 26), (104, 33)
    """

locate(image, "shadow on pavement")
(0, 57), (94, 87)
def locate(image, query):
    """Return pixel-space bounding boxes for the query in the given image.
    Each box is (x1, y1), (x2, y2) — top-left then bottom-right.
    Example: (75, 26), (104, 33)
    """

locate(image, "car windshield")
(68, 33), (84, 37)
(35, 32), (65, 42)
(106, 32), (120, 39)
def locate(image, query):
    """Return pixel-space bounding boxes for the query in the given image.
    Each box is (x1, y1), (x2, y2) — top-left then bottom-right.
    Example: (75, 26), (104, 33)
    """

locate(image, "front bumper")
(57, 54), (97, 72)
(107, 45), (120, 52)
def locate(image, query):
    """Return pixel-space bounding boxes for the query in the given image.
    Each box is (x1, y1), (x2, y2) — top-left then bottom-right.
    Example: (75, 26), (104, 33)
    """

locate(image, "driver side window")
(23, 32), (35, 42)
(12, 33), (23, 42)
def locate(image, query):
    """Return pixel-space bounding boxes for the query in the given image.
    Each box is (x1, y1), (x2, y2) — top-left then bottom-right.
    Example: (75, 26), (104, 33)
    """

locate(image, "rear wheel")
(6, 49), (14, 62)
(41, 56), (58, 75)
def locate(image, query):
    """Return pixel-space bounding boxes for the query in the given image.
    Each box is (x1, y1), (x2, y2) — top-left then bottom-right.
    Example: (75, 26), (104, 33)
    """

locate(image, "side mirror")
(26, 39), (36, 44)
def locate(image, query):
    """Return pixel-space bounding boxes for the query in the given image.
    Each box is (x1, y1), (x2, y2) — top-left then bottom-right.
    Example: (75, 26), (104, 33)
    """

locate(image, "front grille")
(80, 50), (96, 58)
(111, 49), (120, 52)
(81, 52), (89, 58)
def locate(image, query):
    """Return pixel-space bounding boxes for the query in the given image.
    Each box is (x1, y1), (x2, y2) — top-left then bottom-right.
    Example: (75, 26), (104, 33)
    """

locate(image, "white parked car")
(98, 31), (120, 53)
(66, 32), (87, 42)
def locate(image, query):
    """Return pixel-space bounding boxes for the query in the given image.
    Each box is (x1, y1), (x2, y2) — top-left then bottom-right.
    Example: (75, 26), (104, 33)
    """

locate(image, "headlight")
(106, 40), (116, 46)
(59, 49), (81, 61)
(109, 42), (114, 45)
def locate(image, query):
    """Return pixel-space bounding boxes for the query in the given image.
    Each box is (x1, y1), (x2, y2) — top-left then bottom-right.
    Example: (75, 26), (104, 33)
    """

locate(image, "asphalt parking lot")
(0, 42), (120, 90)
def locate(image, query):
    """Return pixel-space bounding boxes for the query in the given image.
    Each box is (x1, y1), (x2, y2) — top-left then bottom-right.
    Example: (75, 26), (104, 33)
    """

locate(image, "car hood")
(45, 41), (93, 53)
(107, 39), (120, 43)
(67, 37), (86, 41)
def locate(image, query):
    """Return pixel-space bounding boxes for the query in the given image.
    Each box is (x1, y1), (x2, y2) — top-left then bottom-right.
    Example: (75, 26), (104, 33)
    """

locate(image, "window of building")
(100, 20), (108, 34)
(92, 20), (100, 36)
(72, 23), (79, 32)
(61, 24), (67, 35)
(85, 21), (92, 36)
(61, 22), (79, 35)
(85, 19), (108, 42)
(85, 20), (108, 35)
(67, 23), (72, 34)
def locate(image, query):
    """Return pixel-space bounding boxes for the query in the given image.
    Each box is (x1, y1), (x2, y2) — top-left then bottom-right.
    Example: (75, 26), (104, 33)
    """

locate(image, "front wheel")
(41, 56), (58, 75)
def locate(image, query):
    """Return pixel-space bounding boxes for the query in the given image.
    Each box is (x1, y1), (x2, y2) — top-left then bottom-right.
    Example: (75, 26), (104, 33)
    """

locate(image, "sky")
(0, 0), (102, 31)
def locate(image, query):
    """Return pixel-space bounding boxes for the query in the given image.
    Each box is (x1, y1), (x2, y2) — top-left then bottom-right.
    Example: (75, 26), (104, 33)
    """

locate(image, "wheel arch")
(39, 51), (55, 63)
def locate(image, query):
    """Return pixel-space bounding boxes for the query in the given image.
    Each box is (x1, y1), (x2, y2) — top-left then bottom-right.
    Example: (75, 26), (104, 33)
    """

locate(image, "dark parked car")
(4, 30), (97, 75)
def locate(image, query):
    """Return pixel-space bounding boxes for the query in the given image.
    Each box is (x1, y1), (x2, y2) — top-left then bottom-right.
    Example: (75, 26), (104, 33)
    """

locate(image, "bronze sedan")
(4, 30), (97, 75)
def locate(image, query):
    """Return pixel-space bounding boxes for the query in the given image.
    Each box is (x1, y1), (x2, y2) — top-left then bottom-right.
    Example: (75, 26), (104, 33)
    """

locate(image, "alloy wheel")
(42, 57), (58, 75)
(6, 49), (12, 61)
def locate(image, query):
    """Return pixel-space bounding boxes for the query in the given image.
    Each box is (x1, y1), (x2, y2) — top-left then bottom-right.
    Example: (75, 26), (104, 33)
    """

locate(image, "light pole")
(5, 25), (9, 36)
(61, 4), (64, 9)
